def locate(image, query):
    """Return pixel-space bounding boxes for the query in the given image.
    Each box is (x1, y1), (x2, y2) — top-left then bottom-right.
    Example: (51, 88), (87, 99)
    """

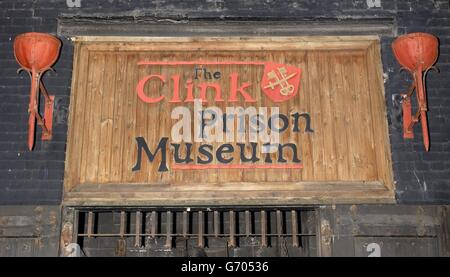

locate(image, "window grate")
(72, 208), (317, 257)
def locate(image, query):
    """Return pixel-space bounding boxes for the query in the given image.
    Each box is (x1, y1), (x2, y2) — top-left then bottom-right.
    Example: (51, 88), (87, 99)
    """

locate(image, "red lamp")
(13, 32), (61, 150)
(392, 32), (439, 151)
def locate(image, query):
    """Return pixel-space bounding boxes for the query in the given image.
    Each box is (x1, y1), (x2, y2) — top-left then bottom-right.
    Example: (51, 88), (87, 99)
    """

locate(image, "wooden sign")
(64, 36), (394, 206)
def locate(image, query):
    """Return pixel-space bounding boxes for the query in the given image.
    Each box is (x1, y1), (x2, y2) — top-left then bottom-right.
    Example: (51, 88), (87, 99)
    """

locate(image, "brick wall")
(0, 0), (449, 205)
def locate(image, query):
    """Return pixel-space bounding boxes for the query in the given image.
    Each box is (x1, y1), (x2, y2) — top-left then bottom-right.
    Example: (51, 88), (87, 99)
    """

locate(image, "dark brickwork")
(0, 0), (449, 204)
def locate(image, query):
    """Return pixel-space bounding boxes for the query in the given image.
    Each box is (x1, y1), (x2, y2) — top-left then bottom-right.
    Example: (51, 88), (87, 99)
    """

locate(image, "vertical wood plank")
(300, 52), (314, 180)
(97, 53), (117, 182)
(350, 54), (378, 180)
(110, 55), (128, 182)
(77, 50), (96, 185)
(340, 53), (359, 179)
(366, 43), (394, 189)
(64, 42), (84, 191)
(329, 53), (350, 180)
(307, 52), (325, 180)
(121, 54), (139, 182)
(84, 53), (106, 183)
(317, 52), (338, 180)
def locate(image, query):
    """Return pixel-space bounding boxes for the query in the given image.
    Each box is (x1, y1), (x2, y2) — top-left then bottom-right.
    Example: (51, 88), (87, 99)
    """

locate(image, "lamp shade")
(392, 32), (438, 72)
(14, 32), (61, 73)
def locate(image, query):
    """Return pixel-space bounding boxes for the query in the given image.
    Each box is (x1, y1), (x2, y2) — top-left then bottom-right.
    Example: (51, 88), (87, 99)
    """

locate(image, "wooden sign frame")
(63, 36), (395, 206)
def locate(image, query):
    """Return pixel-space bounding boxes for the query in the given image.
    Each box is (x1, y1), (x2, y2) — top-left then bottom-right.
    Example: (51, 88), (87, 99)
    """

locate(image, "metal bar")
(27, 77), (52, 139)
(198, 211), (204, 248)
(72, 210), (80, 244)
(41, 94), (54, 140)
(135, 211), (141, 247)
(87, 211), (94, 238)
(150, 211), (157, 238)
(229, 211), (236, 248)
(32, 110), (48, 132)
(27, 71), (39, 150)
(292, 210), (299, 247)
(276, 210), (283, 238)
(145, 212), (151, 241)
(214, 211), (220, 238)
(119, 211), (126, 238)
(182, 211), (188, 238)
(165, 211), (172, 248)
(276, 210), (285, 255)
(403, 80), (416, 98)
(245, 210), (251, 237)
(261, 210), (267, 247)
(116, 211), (127, 257)
(39, 81), (52, 102)
(402, 97), (414, 138)
(420, 110), (430, 151)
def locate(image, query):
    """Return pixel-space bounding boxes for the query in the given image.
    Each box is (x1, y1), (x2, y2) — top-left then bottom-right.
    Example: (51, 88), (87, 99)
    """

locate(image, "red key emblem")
(261, 62), (302, 103)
